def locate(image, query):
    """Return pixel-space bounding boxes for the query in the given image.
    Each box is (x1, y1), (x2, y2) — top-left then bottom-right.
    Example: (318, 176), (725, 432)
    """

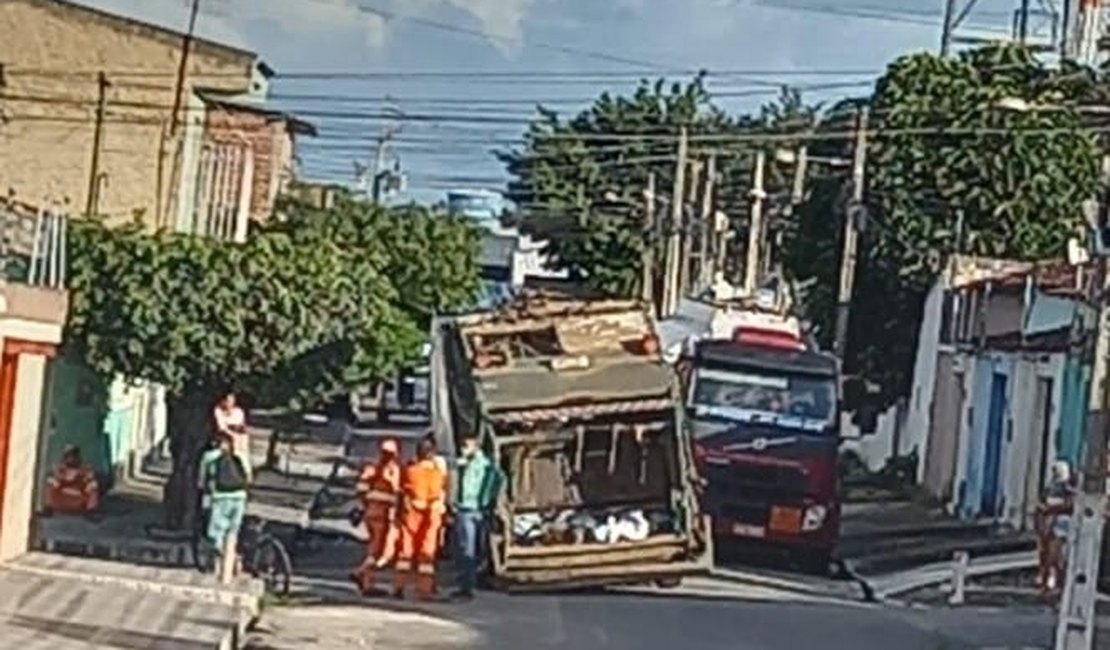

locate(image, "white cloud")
(441, 0), (537, 56)
(75, 0), (537, 58)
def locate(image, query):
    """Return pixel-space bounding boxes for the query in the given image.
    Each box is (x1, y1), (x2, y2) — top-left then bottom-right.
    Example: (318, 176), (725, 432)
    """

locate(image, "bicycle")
(192, 509), (293, 598)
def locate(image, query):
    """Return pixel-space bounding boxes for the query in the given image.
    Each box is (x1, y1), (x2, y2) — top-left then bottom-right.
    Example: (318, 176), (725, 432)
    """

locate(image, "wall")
(0, 0), (256, 227)
(942, 350), (1067, 526)
(921, 350), (965, 503)
(1000, 354), (1064, 529)
(905, 279), (944, 482)
(981, 292), (1025, 339)
(46, 357), (165, 485)
(1058, 356), (1088, 469)
(204, 104), (294, 221)
(0, 353), (48, 561)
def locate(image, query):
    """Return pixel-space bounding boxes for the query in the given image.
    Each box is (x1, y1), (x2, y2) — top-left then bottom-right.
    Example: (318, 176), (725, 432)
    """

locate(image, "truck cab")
(666, 284), (842, 571)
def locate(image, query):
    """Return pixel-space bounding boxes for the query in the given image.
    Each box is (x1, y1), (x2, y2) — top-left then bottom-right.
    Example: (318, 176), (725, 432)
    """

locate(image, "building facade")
(906, 256), (1089, 529)
(0, 198), (68, 561)
(0, 0), (311, 236)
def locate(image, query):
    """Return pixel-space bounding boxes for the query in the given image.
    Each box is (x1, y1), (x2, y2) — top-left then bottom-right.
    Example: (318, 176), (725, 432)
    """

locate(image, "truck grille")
(708, 462), (809, 499)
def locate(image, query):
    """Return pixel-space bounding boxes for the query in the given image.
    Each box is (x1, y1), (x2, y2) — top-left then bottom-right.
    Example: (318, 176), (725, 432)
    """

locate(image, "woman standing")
(1036, 461), (1075, 594)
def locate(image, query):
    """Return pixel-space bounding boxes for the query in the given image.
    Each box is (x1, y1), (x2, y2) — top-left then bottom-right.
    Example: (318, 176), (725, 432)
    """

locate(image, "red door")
(0, 348), (22, 539)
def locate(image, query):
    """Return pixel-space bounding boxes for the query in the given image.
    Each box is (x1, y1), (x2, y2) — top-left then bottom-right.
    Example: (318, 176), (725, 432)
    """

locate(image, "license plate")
(731, 523), (766, 538)
(769, 506), (802, 533)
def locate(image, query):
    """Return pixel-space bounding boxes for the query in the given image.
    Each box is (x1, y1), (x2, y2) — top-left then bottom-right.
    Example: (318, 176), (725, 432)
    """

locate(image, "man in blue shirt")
(452, 432), (500, 600)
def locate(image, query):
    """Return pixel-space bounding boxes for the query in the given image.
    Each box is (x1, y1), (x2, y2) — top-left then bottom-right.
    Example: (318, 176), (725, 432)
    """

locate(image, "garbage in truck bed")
(511, 508), (676, 546)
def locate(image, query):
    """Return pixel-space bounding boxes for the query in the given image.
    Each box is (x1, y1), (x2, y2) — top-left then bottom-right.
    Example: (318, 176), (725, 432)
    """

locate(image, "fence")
(0, 197), (68, 290)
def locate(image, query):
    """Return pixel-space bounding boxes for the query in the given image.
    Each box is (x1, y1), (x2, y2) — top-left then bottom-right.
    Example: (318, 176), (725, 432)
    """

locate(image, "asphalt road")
(248, 538), (1053, 650)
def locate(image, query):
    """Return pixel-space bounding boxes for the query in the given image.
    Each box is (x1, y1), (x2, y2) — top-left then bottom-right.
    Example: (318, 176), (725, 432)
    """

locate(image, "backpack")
(213, 451), (247, 493)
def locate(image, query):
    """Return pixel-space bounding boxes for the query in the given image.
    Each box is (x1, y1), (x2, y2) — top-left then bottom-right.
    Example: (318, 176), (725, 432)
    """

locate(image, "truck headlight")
(802, 505), (827, 532)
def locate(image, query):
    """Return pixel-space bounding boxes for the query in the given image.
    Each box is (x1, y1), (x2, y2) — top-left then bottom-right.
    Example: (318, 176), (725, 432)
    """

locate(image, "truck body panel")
(430, 297), (711, 590)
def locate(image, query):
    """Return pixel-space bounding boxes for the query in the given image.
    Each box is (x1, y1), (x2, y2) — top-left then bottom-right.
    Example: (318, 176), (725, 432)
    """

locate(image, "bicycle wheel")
(250, 535), (292, 597)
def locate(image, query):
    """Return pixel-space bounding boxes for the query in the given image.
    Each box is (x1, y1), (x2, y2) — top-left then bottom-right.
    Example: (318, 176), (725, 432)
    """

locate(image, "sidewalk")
(838, 500), (1037, 577)
(0, 552), (255, 649)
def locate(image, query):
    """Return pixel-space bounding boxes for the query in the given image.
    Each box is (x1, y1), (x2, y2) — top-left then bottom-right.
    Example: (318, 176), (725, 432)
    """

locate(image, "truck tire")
(654, 577), (684, 589)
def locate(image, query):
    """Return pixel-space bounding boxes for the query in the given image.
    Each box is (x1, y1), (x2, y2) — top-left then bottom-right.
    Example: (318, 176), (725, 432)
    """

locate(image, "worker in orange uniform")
(349, 437), (402, 596)
(393, 437), (448, 601)
(44, 445), (100, 515)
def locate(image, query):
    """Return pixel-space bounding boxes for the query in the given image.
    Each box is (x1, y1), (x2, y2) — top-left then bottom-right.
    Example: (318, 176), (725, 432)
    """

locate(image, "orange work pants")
(354, 517), (395, 591)
(392, 509), (443, 600)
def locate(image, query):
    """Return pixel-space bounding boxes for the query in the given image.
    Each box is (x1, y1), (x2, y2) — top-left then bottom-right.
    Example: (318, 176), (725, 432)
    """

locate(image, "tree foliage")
(503, 44), (1102, 411)
(869, 44), (1099, 275)
(500, 75), (772, 297)
(64, 199), (480, 526)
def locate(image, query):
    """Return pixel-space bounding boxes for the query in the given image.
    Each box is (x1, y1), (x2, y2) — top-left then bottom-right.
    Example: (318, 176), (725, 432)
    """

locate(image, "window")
(688, 366), (837, 432)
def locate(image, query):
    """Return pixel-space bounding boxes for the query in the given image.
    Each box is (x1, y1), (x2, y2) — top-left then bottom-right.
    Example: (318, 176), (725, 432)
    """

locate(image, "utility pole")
(1054, 154), (1110, 650)
(940, 0), (959, 55)
(642, 172), (657, 308)
(697, 155), (717, 291)
(679, 160), (702, 299)
(370, 124), (400, 205)
(661, 127), (688, 318)
(1017, 0), (1032, 43)
(833, 105), (870, 359)
(85, 71), (109, 217)
(743, 149), (767, 296)
(170, 0), (200, 136)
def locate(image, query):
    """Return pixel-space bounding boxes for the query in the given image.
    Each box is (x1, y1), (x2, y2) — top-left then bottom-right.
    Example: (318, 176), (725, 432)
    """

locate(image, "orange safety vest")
(403, 458), (448, 514)
(357, 459), (401, 520)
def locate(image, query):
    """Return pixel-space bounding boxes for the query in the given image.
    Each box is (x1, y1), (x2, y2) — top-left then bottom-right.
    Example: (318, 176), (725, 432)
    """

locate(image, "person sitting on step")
(44, 445), (100, 515)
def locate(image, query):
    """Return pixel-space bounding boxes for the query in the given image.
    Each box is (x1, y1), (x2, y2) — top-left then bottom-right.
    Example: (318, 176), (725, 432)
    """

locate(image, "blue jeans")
(455, 509), (485, 594)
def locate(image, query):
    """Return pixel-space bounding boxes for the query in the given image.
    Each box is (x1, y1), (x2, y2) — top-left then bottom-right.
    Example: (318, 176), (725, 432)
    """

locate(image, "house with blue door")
(907, 256), (1090, 529)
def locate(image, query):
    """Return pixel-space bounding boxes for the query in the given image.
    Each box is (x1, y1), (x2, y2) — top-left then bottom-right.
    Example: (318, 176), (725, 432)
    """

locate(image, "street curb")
(708, 565), (869, 602)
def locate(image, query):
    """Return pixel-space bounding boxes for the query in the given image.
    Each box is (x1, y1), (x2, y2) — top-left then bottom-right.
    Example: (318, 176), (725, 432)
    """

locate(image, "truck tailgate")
(493, 533), (711, 591)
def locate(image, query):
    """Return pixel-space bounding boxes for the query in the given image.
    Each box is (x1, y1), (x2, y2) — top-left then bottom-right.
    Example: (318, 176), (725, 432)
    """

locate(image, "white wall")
(0, 353), (47, 561)
(841, 403), (904, 472)
(999, 354), (1064, 529)
(904, 280), (945, 483)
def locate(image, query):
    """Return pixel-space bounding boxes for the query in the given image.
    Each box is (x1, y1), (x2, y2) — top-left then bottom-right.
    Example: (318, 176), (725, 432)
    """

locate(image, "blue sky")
(76, 0), (1043, 204)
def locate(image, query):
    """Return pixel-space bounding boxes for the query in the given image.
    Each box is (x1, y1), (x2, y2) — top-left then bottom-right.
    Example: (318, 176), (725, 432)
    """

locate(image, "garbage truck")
(429, 294), (712, 590)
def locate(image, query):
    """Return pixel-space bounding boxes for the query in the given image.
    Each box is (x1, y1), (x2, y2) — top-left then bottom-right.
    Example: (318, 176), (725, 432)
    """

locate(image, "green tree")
(500, 75), (763, 297)
(782, 44), (1100, 405)
(64, 200), (479, 528)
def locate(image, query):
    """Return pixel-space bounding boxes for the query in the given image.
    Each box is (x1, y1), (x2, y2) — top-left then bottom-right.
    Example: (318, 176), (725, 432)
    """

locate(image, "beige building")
(0, 0), (312, 236)
(0, 197), (68, 561)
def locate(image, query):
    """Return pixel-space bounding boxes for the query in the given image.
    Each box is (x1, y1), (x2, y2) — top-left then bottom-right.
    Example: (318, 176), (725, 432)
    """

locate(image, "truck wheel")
(654, 577), (683, 589)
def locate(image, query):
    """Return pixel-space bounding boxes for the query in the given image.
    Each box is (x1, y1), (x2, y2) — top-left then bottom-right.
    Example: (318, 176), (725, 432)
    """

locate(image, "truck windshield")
(688, 366), (836, 432)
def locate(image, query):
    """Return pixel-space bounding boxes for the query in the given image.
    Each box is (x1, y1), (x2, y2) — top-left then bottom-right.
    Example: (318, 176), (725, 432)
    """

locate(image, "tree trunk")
(162, 388), (217, 530)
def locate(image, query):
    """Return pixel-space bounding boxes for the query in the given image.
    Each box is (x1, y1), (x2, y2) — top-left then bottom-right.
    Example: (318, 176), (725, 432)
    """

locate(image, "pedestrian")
(198, 431), (250, 583)
(393, 437), (448, 601)
(1036, 460), (1075, 594)
(44, 445), (100, 516)
(451, 432), (500, 601)
(421, 430), (448, 545)
(349, 437), (402, 596)
(214, 389), (252, 482)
